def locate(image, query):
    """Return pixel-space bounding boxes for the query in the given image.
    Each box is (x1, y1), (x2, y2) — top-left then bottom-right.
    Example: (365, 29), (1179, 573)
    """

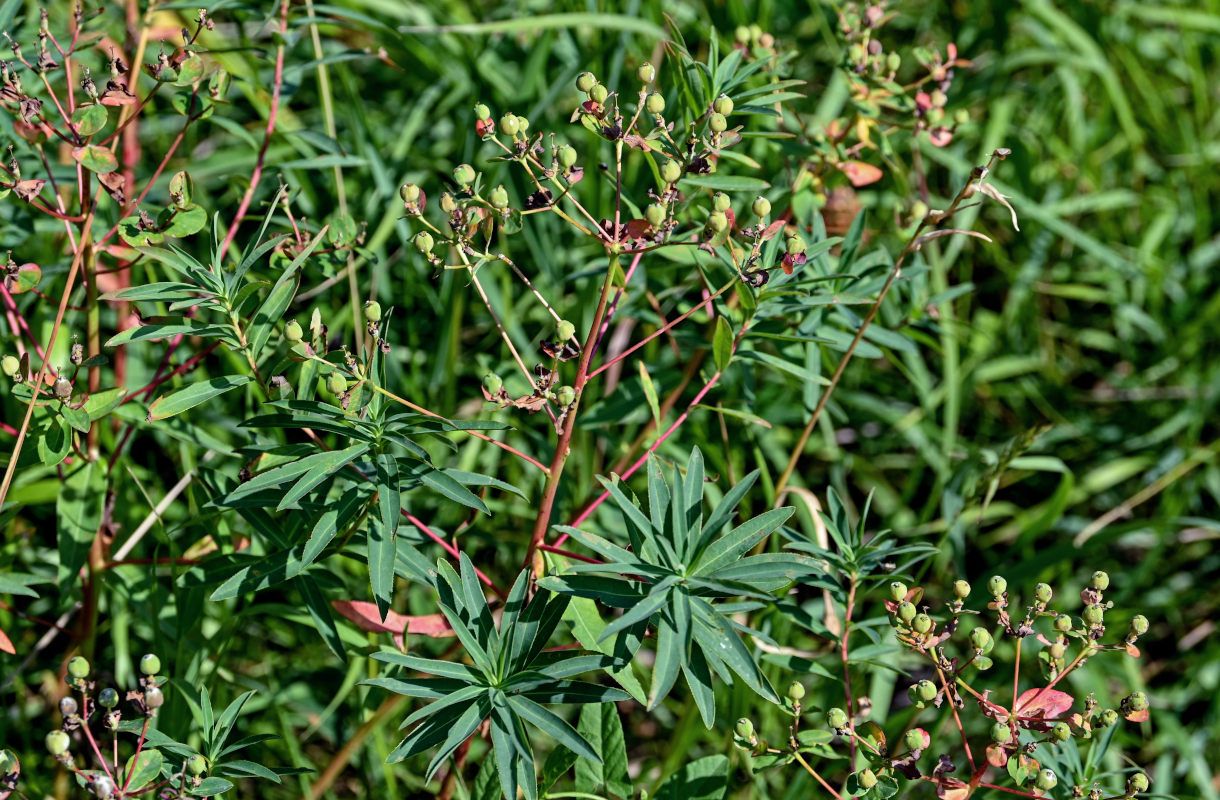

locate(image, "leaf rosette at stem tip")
(363, 554), (628, 800)
(537, 447), (829, 727)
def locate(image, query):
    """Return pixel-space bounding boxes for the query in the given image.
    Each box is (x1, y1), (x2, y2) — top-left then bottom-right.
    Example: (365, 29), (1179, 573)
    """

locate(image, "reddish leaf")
(986, 742), (1010, 768)
(916, 92), (933, 112)
(840, 161), (884, 187)
(1014, 687), (1074, 730)
(332, 599), (455, 652)
(1125, 642), (1141, 658)
(13, 179), (45, 202)
(760, 219), (787, 241)
(0, 625), (14, 654)
(929, 127), (954, 148)
(937, 779), (970, 800)
(1123, 708), (1149, 723)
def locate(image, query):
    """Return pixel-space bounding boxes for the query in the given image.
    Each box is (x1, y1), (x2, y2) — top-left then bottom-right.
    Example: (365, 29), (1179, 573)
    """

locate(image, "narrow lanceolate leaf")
(368, 516), (397, 621)
(507, 695), (600, 763)
(562, 597), (648, 703)
(147, 375), (253, 421)
(276, 443), (371, 509)
(713, 315), (734, 372)
(574, 703), (632, 798)
(691, 506), (795, 577)
(297, 575), (345, 658)
(246, 228), (327, 359)
(57, 461), (105, 599)
(647, 614), (682, 710)
(420, 469), (490, 514)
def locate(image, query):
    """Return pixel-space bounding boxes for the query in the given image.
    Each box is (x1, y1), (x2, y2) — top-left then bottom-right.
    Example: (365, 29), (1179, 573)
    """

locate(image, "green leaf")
(507, 694), (600, 763)
(38, 415), (71, 467)
(562, 597), (647, 703)
(692, 507), (794, 576)
(638, 361), (662, 430)
(106, 319), (232, 347)
(246, 228), (326, 360)
(368, 515), (397, 621)
(70, 104), (108, 137)
(121, 748), (162, 793)
(191, 777), (234, 796)
(653, 755), (727, 800)
(680, 175), (769, 193)
(712, 316), (733, 372)
(161, 205), (207, 238)
(57, 461), (105, 598)
(570, 707), (629, 800)
(147, 375), (253, 421)
(61, 404), (91, 434)
(297, 574), (345, 658)
(420, 469), (490, 515)
(71, 145), (118, 173)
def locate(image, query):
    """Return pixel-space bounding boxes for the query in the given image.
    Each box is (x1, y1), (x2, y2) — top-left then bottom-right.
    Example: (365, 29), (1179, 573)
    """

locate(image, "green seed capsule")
(1049, 642), (1065, 659)
(897, 601), (917, 624)
(556, 386), (575, 407)
(904, 729), (925, 752)
(826, 708), (848, 729)
(735, 26), (751, 43)
(1055, 614), (1073, 632)
(1052, 722), (1071, 741)
(589, 84), (609, 104)
(970, 627), (993, 651)
(886, 52), (902, 72)
(473, 103), (491, 120)
(787, 681), (805, 702)
(706, 211), (728, 233)
(990, 722), (1012, 743)
(413, 231), (434, 255)
(59, 696), (78, 717)
(712, 192), (731, 212)
(2, 355), (19, 377)
(645, 92), (665, 114)
(500, 114), (520, 136)
(889, 581), (908, 602)
(987, 575), (1007, 596)
(735, 718), (755, 739)
(912, 613), (933, 634)
(1128, 773), (1149, 793)
(1034, 769), (1057, 791)
(1126, 692), (1149, 712)
(98, 688), (119, 709)
(713, 94), (734, 115)
(400, 183), (420, 204)
(489, 185), (509, 210)
(1083, 604), (1104, 625)
(953, 579), (971, 599)
(138, 653), (159, 680)
(575, 72), (597, 93)
(1091, 570), (1110, 591)
(557, 319), (576, 341)
(954, 108), (970, 126)
(327, 373), (347, 395)
(858, 769), (877, 790)
(1035, 583), (1053, 603)
(45, 730), (70, 755)
(1098, 709), (1118, 727)
(483, 372), (503, 396)
(786, 234), (806, 255)
(752, 196), (771, 218)
(645, 203), (667, 228)
(364, 301), (382, 323)
(186, 754), (207, 776)
(439, 193), (458, 213)
(558, 145), (578, 168)
(1130, 615), (1148, 636)
(453, 164), (476, 187)
(661, 160), (683, 183)
(285, 320), (303, 343)
(708, 112), (728, 133)
(916, 680), (937, 702)
(67, 656), (90, 679)
(637, 62), (655, 83)
(908, 685), (924, 707)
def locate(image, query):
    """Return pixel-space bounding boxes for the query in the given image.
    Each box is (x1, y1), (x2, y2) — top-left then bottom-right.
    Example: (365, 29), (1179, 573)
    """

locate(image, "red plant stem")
(557, 366), (725, 542)
(841, 579), (858, 767)
(405, 514), (504, 597)
(537, 544), (602, 564)
(0, 283), (47, 361)
(935, 661), (977, 773)
(220, 0), (290, 259)
(589, 250), (642, 358)
(587, 277), (734, 380)
(1012, 636), (1022, 709)
(120, 718), (150, 793)
(0, 421), (16, 437)
(75, 700), (115, 778)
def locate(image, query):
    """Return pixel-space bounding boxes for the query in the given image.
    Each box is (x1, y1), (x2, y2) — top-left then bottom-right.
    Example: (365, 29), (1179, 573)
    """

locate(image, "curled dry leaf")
(840, 160), (884, 187)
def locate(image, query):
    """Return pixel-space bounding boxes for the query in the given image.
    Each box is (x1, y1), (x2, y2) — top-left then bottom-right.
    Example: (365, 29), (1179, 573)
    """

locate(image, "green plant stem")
(524, 254), (619, 576)
(773, 151), (1008, 499)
